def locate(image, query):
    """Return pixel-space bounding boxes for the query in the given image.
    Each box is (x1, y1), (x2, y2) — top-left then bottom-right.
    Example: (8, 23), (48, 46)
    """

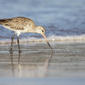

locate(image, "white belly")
(4, 26), (29, 36)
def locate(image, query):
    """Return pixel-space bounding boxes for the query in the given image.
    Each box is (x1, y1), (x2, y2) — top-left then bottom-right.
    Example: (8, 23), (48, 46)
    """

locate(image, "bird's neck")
(32, 26), (40, 33)
(27, 25), (38, 33)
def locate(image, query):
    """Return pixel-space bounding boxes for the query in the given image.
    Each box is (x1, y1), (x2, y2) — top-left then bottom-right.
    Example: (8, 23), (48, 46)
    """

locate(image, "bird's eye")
(42, 30), (44, 32)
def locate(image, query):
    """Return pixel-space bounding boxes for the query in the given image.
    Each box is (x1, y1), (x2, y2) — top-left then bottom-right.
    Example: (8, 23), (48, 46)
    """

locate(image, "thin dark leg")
(17, 36), (21, 63)
(10, 34), (15, 53)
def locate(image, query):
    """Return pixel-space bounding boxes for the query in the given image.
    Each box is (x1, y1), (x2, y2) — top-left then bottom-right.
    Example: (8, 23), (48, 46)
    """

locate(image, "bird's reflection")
(9, 49), (53, 77)
(9, 50), (15, 76)
(45, 50), (53, 77)
(9, 48), (21, 77)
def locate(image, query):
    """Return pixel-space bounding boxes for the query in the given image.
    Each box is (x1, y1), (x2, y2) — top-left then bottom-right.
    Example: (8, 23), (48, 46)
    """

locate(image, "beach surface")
(0, 41), (85, 78)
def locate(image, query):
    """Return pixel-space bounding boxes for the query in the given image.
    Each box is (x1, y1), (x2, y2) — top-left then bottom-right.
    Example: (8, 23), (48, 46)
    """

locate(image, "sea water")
(0, 0), (85, 41)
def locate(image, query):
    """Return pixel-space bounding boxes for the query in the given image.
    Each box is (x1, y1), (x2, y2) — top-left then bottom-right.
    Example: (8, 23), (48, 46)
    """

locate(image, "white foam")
(0, 34), (85, 45)
(47, 35), (85, 41)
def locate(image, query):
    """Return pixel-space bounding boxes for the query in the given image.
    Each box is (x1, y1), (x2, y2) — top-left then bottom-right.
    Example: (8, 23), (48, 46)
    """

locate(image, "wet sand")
(0, 41), (85, 78)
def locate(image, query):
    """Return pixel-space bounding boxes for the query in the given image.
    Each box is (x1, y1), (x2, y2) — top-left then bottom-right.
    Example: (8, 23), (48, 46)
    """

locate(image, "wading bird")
(0, 17), (52, 53)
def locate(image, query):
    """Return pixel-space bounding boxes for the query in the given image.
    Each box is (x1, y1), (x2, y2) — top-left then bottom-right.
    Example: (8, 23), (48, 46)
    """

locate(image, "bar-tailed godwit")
(0, 17), (52, 52)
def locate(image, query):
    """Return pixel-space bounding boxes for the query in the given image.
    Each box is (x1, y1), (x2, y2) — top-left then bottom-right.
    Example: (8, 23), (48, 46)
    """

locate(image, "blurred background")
(0, 0), (85, 40)
(0, 1), (85, 84)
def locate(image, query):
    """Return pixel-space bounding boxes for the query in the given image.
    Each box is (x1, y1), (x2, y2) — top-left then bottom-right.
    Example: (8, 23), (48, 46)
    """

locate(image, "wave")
(47, 35), (85, 42)
(0, 34), (85, 45)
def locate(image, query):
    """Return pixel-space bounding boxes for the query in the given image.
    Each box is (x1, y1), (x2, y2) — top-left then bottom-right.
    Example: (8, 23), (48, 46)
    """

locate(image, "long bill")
(42, 33), (52, 49)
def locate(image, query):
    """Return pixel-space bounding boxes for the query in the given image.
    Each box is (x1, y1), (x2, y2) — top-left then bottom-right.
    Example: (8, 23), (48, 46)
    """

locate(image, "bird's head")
(35, 26), (45, 34)
(35, 26), (52, 49)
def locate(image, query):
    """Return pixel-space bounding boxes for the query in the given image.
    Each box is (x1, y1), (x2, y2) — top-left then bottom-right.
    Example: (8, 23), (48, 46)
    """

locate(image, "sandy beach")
(0, 41), (85, 77)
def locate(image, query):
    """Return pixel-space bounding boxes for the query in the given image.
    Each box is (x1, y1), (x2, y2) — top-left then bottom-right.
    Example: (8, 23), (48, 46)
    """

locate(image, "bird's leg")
(17, 36), (21, 63)
(9, 34), (15, 53)
(9, 34), (15, 73)
(17, 36), (21, 53)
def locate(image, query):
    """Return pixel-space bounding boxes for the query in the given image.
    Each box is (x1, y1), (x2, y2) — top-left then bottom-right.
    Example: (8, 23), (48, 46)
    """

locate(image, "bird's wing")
(0, 17), (35, 30)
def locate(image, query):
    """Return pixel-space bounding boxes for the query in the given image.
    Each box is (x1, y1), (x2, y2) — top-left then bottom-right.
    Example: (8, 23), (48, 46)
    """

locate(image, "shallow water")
(0, 42), (85, 77)
(0, 0), (85, 40)
(0, 42), (85, 84)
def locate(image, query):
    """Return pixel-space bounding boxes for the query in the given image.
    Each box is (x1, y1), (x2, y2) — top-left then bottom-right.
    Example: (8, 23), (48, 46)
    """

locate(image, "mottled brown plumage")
(0, 17), (35, 31)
